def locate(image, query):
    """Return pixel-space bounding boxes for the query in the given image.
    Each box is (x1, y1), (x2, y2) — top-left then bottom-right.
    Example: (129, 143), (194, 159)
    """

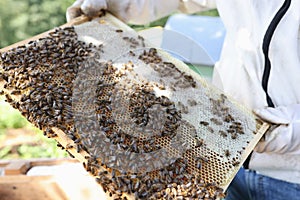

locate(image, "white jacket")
(213, 0), (300, 184)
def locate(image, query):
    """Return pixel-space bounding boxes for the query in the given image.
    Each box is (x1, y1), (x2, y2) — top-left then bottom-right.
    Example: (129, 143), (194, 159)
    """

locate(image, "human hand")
(66, 0), (108, 22)
(66, 0), (139, 23)
(254, 104), (300, 154)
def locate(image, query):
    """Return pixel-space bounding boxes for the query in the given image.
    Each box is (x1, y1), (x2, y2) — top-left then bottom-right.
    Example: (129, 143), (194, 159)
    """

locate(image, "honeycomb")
(0, 14), (269, 200)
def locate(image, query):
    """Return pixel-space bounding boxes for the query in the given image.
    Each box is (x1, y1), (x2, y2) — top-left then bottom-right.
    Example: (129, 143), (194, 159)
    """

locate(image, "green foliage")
(0, 98), (28, 129)
(0, 0), (74, 48)
(16, 131), (68, 159)
(195, 9), (219, 16)
(0, 135), (68, 160)
(128, 15), (171, 32)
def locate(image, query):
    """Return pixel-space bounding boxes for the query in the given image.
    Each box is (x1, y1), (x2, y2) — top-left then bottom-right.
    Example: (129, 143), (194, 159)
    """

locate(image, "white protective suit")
(67, 0), (300, 184)
(214, 0), (300, 184)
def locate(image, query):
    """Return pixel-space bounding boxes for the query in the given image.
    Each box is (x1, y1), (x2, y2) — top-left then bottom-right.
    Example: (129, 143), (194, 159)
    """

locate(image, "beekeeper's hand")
(254, 104), (300, 154)
(66, 0), (107, 22)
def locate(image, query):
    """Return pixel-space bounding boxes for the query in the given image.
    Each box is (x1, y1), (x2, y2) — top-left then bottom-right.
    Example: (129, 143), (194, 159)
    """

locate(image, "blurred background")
(0, 0), (218, 160)
(0, 0), (75, 160)
(0, 0), (73, 48)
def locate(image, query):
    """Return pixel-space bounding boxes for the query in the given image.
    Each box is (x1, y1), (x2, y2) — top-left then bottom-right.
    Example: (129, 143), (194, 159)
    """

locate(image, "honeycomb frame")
(0, 14), (269, 200)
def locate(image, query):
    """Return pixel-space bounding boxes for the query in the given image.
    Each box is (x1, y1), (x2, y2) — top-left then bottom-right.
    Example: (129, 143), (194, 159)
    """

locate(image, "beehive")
(0, 14), (269, 200)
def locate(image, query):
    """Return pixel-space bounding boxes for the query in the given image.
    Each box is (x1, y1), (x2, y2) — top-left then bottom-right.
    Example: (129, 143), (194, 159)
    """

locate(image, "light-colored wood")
(0, 159), (72, 200)
(0, 158), (107, 200)
(0, 175), (68, 200)
(0, 158), (78, 175)
(0, 158), (78, 168)
(4, 160), (31, 175)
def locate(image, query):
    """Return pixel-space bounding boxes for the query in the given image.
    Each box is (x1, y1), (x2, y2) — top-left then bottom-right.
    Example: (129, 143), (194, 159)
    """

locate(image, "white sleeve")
(67, 0), (216, 24)
(107, 0), (179, 24)
(107, 0), (216, 24)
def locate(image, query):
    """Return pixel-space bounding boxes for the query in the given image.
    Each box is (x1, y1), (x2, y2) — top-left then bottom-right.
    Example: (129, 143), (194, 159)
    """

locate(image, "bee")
(210, 117), (223, 125)
(224, 114), (234, 123)
(5, 94), (13, 103)
(65, 143), (74, 150)
(231, 132), (237, 139)
(196, 155), (208, 163)
(158, 85), (166, 90)
(66, 150), (75, 158)
(232, 160), (240, 166)
(196, 160), (202, 169)
(138, 35), (145, 41)
(219, 130), (227, 137)
(10, 90), (22, 95)
(227, 129), (235, 133)
(129, 50), (136, 56)
(194, 138), (204, 148)
(57, 143), (64, 149)
(225, 149), (230, 157)
(199, 121), (209, 126)
(237, 129), (245, 134)
(220, 93), (227, 102)
(187, 99), (197, 106)
(207, 126), (214, 133)
(233, 121), (242, 126)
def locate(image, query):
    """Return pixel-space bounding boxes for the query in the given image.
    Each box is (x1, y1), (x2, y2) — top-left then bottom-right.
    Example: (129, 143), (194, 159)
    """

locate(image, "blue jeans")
(225, 168), (300, 200)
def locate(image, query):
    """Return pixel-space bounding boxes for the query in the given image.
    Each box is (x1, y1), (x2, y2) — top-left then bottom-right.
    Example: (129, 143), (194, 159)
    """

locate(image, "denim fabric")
(224, 168), (300, 200)
(224, 167), (251, 200)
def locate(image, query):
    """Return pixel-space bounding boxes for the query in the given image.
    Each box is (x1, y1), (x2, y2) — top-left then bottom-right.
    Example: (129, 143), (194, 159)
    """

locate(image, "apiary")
(0, 13), (269, 200)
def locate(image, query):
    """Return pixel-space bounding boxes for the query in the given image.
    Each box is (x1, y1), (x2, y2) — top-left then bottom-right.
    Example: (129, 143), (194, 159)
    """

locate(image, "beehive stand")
(0, 14), (269, 200)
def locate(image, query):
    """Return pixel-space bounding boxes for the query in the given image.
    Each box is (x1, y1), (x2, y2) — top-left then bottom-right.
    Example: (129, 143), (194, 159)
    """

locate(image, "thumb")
(66, 0), (84, 22)
(254, 107), (289, 124)
(81, 0), (107, 17)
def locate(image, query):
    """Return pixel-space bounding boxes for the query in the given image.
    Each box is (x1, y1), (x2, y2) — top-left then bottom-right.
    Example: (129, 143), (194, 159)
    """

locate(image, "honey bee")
(225, 149), (230, 157)
(219, 130), (227, 137)
(194, 138), (204, 148)
(199, 121), (209, 126)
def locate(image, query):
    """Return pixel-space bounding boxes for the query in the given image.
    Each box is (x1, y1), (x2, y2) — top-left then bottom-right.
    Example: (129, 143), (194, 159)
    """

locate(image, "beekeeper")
(67, 0), (300, 199)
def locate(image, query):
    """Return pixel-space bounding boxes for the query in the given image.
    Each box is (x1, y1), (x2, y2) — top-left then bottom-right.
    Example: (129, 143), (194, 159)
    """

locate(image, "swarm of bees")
(0, 16), (267, 200)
